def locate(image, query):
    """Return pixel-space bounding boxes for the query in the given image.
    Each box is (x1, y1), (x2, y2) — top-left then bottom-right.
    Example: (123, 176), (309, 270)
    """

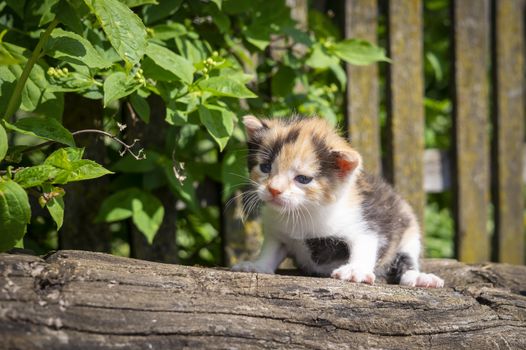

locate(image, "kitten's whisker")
(225, 189), (259, 211)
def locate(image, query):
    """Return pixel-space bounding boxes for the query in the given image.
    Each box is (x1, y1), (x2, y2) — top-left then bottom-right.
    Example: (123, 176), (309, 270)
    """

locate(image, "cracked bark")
(0, 250), (525, 349)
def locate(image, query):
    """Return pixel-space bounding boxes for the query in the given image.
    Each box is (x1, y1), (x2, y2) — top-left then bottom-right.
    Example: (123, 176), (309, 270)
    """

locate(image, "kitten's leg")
(331, 233), (377, 284)
(231, 235), (287, 274)
(398, 225), (444, 288)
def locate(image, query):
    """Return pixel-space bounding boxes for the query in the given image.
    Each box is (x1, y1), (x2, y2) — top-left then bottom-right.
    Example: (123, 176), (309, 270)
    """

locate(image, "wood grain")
(490, 0), (525, 264)
(1, 250), (525, 349)
(451, 0), (491, 263)
(386, 0), (425, 225)
(344, 0), (381, 175)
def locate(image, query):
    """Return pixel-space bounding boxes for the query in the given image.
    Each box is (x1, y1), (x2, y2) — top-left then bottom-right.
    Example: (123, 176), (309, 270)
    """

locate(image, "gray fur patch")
(357, 172), (411, 259)
(305, 237), (350, 265)
(376, 252), (417, 284)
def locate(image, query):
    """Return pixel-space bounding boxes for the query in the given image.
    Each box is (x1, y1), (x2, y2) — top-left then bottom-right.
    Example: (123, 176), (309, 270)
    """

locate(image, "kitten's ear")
(242, 115), (267, 139)
(333, 149), (362, 177)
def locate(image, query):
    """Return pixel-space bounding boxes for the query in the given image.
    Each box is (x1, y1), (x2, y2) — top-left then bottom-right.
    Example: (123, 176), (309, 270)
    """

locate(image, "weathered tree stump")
(1, 250), (525, 349)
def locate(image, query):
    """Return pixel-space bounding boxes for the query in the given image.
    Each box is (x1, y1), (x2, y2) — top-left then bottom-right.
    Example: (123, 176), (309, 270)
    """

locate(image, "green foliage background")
(0, 0), (458, 264)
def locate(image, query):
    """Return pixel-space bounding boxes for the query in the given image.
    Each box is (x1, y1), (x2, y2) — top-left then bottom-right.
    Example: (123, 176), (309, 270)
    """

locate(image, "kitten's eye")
(260, 163), (272, 173)
(295, 175), (313, 184)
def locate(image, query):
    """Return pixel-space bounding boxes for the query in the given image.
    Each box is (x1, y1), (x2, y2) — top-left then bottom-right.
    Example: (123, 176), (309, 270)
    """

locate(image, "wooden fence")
(343, 0), (524, 264)
(225, 0), (525, 266)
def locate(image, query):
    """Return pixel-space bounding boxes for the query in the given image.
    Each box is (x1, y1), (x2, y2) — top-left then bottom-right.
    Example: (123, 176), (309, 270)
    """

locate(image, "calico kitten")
(232, 115), (444, 288)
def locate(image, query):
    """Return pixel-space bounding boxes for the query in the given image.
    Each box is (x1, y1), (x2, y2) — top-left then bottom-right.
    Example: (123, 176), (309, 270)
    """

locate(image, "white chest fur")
(261, 193), (374, 275)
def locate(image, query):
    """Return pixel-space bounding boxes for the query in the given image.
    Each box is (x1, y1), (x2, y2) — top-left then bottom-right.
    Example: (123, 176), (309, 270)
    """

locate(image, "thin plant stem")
(3, 19), (59, 121)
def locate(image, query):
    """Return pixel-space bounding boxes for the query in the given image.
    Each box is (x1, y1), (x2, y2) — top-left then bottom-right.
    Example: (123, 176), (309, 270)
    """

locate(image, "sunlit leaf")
(86, 0), (148, 64)
(198, 105), (234, 151)
(0, 123), (7, 162)
(103, 72), (141, 106)
(45, 28), (112, 68)
(0, 180), (31, 252)
(198, 76), (256, 98)
(145, 42), (194, 84)
(330, 39), (390, 66)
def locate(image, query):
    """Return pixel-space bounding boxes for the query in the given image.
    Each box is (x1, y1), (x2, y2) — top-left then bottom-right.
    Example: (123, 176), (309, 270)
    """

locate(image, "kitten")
(232, 115), (444, 288)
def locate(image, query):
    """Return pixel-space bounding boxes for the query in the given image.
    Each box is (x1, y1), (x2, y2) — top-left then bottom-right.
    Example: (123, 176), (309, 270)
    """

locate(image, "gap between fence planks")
(1, 250), (525, 349)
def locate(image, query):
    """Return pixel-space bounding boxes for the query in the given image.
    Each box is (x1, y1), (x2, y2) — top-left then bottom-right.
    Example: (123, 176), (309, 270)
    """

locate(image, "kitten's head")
(243, 115), (362, 211)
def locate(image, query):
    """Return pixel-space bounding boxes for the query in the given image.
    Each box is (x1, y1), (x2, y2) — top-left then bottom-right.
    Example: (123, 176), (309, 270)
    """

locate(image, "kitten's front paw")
(231, 261), (274, 274)
(331, 264), (375, 285)
(400, 270), (444, 288)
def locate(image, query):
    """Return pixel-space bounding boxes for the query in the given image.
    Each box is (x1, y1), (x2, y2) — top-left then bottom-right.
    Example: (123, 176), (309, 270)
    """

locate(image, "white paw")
(400, 270), (444, 288)
(330, 264), (376, 285)
(231, 261), (274, 274)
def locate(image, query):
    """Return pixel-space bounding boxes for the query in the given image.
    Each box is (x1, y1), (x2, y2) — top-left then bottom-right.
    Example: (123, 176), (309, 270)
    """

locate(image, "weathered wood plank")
(386, 0), (425, 225)
(451, 0), (490, 263)
(1, 250), (525, 349)
(344, 0), (381, 175)
(490, 0), (525, 264)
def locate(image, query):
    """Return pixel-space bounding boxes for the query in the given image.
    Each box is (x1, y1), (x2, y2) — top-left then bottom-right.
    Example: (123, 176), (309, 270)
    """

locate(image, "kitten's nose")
(268, 186), (282, 198)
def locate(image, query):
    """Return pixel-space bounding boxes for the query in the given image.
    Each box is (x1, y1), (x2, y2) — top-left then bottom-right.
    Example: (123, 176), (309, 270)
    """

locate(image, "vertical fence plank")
(491, 0), (525, 264)
(451, 0), (490, 263)
(386, 0), (425, 224)
(345, 0), (381, 175)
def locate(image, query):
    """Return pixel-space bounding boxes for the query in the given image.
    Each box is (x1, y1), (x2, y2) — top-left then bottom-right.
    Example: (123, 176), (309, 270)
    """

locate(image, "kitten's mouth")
(267, 197), (285, 207)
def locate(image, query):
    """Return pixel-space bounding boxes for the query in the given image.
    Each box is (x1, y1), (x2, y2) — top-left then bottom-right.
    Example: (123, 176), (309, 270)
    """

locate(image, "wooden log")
(386, 0), (425, 224)
(451, 0), (490, 263)
(1, 250), (525, 349)
(490, 0), (525, 264)
(344, 0), (381, 175)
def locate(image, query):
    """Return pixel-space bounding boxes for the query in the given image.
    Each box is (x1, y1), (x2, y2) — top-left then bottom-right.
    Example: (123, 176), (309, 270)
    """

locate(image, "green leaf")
(145, 43), (194, 84)
(55, 0), (84, 34)
(42, 184), (64, 230)
(0, 44), (22, 65)
(96, 188), (164, 244)
(14, 165), (60, 188)
(103, 72), (141, 107)
(198, 105), (234, 151)
(210, 0), (222, 9)
(330, 39), (390, 66)
(46, 196), (64, 230)
(152, 23), (186, 41)
(38, 0), (61, 26)
(56, 159), (113, 183)
(1, 61), (62, 116)
(44, 147), (84, 167)
(0, 123), (7, 162)
(306, 43), (338, 69)
(0, 179), (31, 252)
(43, 148), (112, 184)
(221, 147), (249, 202)
(5, 117), (75, 146)
(131, 193), (164, 244)
(87, 0), (148, 65)
(198, 76), (257, 98)
(96, 189), (134, 222)
(142, 0), (183, 25)
(129, 93), (150, 123)
(44, 28), (113, 68)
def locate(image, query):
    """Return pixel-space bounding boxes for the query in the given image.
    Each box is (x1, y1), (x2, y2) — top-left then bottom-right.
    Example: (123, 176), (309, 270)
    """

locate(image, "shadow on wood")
(1, 250), (525, 349)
